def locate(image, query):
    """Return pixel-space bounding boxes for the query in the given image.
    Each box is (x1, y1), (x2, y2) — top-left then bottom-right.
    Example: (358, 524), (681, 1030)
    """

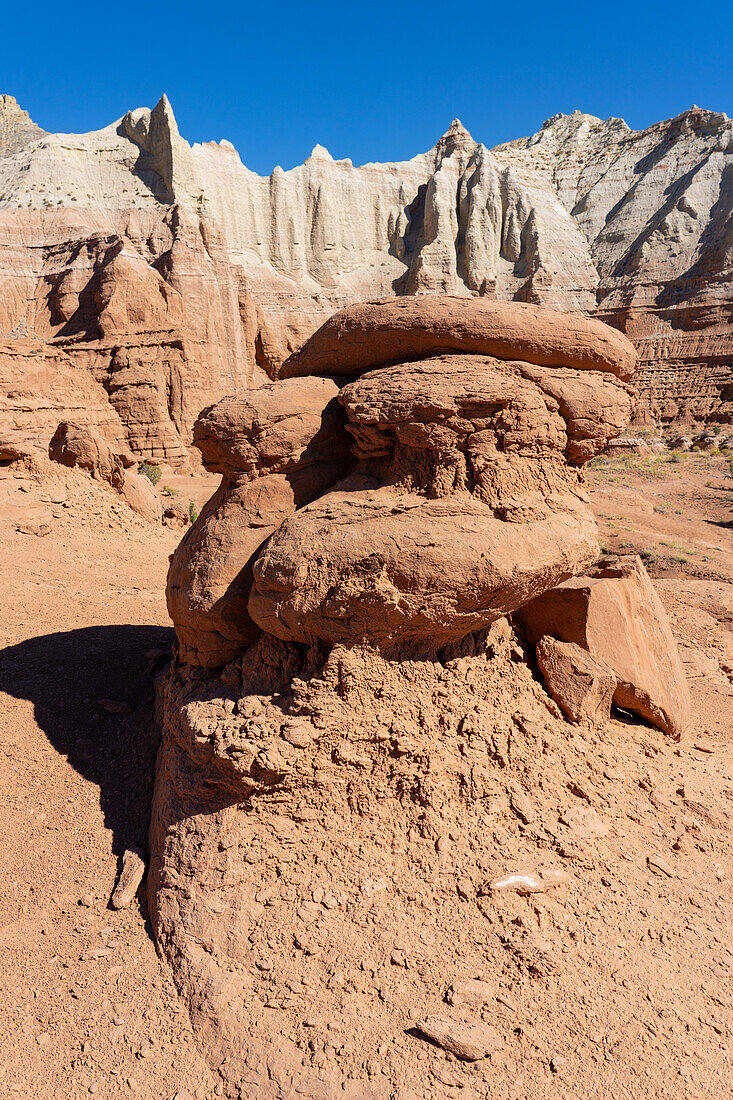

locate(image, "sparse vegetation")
(161, 486), (178, 498)
(660, 539), (694, 556)
(189, 501), (199, 525)
(138, 461), (162, 486)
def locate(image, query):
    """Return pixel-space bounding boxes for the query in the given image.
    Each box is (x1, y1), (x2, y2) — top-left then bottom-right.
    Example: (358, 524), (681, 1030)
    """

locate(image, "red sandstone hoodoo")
(153, 298), (691, 1098)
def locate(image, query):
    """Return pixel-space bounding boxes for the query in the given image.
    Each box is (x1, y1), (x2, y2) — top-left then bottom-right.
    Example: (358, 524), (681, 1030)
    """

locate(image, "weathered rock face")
(494, 108), (733, 431)
(0, 185), (267, 465)
(166, 377), (353, 666)
(249, 484), (599, 649)
(48, 420), (134, 489)
(0, 95), (730, 463)
(247, 300), (634, 649)
(535, 636), (617, 725)
(148, 625), (560, 1097)
(167, 299), (635, 661)
(0, 95), (46, 156)
(281, 297), (637, 382)
(0, 339), (127, 449)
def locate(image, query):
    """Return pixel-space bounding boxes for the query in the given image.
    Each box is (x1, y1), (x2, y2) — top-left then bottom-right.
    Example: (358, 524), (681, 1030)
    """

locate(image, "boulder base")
(518, 555), (691, 739)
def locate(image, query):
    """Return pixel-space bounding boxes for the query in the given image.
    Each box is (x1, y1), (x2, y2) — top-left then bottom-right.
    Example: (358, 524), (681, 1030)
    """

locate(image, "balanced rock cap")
(280, 296), (638, 382)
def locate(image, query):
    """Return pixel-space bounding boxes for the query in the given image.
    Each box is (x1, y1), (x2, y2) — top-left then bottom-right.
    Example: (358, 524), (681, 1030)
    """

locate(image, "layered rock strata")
(1, 95), (731, 462)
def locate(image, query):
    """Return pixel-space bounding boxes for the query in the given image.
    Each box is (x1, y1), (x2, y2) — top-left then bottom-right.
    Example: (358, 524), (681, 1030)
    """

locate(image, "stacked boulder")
(166, 377), (353, 666)
(168, 297), (635, 663)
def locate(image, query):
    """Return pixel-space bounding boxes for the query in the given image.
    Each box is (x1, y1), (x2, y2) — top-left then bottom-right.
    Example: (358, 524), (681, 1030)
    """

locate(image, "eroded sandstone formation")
(0, 95), (730, 464)
(149, 300), (691, 1096)
(48, 420), (162, 523)
(167, 298), (635, 665)
(166, 377), (353, 666)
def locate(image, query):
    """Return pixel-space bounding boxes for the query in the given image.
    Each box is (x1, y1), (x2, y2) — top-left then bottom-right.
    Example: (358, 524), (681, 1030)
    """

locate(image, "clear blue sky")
(3, 0), (731, 174)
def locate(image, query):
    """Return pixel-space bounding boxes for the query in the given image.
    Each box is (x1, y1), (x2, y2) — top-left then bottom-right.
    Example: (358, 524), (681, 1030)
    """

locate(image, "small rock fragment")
(110, 849), (146, 909)
(558, 805), (608, 838)
(414, 1016), (503, 1061)
(445, 979), (496, 1007)
(456, 878), (474, 901)
(540, 868), (570, 888)
(536, 636), (616, 725)
(484, 872), (544, 895)
(16, 522), (52, 537)
(483, 868), (569, 896)
(281, 723), (313, 748)
(97, 699), (132, 715)
(647, 854), (675, 878)
(509, 789), (535, 825)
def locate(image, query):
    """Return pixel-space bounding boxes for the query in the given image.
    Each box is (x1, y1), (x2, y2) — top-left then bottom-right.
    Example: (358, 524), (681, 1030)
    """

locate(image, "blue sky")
(3, 0), (731, 174)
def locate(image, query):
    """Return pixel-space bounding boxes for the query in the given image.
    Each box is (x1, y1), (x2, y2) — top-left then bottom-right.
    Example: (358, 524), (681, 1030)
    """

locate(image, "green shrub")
(188, 501), (198, 525)
(138, 461), (162, 486)
(161, 486), (178, 498)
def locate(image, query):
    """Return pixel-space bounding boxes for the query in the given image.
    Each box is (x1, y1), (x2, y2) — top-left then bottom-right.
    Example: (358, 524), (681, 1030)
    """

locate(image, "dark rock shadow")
(0, 623), (174, 859)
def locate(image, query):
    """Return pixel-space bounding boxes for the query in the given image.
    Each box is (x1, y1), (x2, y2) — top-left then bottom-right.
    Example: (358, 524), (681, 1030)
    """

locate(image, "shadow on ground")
(0, 624), (174, 858)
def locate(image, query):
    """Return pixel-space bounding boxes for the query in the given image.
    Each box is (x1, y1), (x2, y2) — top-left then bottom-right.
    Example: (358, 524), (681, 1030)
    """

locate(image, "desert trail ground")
(0, 452), (731, 1100)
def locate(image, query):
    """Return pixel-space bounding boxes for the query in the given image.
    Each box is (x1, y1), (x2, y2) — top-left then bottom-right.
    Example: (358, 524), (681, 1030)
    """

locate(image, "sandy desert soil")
(0, 451), (731, 1099)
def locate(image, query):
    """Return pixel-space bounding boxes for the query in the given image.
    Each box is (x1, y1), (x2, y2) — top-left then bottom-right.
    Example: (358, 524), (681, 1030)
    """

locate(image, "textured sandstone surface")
(247, 304), (634, 648)
(47, 419), (162, 524)
(166, 377), (353, 666)
(48, 420), (133, 489)
(518, 555), (692, 740)
(535, 636), (617, 725)
(168, 301), (635, 662)
(281, 297), (637, 381)
(0, 339), (127, 449)
(0, 96), (730, 463)
(249, 485), (598, 647)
